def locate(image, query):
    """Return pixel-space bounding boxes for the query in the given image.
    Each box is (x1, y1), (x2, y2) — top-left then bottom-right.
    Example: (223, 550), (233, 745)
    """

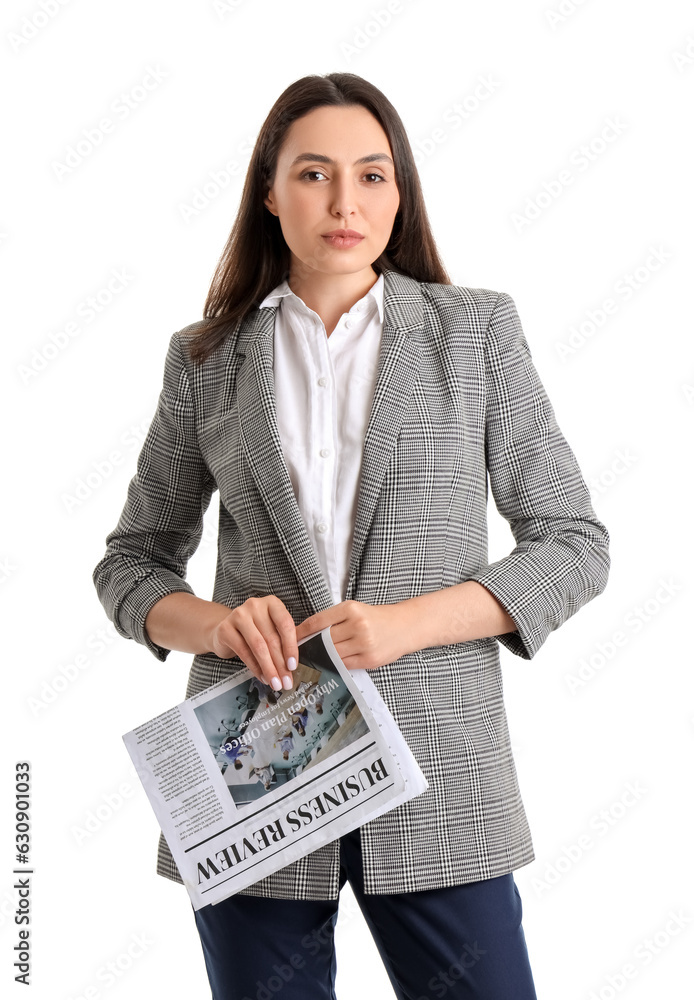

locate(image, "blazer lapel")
(235, 308), (335, 614)
(233, 269), (425, 611)
(345, 270), (424, 597)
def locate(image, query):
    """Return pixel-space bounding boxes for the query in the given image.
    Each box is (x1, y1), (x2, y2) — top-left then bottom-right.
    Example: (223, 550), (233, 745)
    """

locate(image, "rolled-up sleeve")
(92, 331), (217, 661)
(469, 292), (610, 659)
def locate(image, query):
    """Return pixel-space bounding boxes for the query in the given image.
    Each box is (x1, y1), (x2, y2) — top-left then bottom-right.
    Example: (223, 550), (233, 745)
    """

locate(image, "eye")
(299, 170), (387, 183)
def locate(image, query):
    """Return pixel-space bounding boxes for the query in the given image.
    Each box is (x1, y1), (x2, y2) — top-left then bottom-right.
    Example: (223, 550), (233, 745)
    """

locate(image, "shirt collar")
(258, 271), (384, 324)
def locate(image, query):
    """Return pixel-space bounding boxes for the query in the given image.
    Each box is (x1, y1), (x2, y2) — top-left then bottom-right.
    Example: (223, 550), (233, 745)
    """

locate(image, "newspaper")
(122, 627), (428, 910)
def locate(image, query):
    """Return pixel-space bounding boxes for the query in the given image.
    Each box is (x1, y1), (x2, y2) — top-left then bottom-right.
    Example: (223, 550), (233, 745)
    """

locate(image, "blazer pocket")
(413, 639), (503, 732)
(418, 636), (497, 662)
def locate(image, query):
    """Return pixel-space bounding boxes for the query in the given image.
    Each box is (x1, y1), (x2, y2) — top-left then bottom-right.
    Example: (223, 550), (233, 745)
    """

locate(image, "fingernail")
(283, 675), (293, 690)
(287, 656), (297, 671)
(271, 677), (282, 691)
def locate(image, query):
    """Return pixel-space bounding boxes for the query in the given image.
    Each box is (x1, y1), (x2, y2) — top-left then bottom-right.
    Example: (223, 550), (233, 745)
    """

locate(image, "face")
(264, 104), (400, 280)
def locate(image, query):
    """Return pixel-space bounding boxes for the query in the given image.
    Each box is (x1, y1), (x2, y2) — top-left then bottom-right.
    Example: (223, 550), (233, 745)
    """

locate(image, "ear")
(264, 188), (278, 216)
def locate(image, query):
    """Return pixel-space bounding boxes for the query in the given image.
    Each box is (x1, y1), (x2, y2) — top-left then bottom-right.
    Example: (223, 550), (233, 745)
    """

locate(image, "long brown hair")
(189, 72), (451, 365)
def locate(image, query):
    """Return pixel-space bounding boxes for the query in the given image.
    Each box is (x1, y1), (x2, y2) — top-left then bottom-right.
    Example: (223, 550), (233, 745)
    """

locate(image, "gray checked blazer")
(92, 267), (610, 900)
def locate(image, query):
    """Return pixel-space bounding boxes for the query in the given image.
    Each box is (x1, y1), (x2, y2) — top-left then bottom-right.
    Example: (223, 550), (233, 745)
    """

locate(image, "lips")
(322, 229), (364, 238)
(321, 230), (364, 249)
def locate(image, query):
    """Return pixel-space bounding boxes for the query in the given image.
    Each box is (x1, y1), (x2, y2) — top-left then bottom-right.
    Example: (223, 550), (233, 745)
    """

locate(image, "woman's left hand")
(295, 600), (412, 670)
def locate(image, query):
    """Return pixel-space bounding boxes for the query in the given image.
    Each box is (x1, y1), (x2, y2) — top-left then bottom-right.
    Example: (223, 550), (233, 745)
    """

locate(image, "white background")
(2, 1), (694, 998)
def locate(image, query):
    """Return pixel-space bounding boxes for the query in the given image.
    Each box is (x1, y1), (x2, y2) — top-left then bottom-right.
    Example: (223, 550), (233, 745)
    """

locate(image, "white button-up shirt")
(258, 272), (385, 604)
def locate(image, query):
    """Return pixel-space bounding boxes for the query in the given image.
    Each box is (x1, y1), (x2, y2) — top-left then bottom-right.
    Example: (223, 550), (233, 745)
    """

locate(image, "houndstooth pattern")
(92, 269), (610, 900)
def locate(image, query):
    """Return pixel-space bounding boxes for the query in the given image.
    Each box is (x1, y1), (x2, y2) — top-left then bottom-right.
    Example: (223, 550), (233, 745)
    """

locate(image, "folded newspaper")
(123, 627), (428, 910)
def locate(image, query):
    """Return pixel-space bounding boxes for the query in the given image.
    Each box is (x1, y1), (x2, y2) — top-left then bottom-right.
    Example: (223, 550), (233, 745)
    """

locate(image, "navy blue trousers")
(192, 826), (538, 1000)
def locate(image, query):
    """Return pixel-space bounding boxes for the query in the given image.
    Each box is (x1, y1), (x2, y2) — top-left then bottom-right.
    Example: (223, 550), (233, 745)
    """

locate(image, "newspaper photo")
(122, 627), (428, 910)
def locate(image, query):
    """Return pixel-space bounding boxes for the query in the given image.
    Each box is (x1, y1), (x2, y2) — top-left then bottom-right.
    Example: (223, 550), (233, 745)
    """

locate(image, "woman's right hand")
(207, 595), (299, 692)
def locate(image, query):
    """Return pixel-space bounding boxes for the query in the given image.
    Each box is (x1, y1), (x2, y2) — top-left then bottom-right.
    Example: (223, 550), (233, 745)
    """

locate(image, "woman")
(93, 72), (610, 999)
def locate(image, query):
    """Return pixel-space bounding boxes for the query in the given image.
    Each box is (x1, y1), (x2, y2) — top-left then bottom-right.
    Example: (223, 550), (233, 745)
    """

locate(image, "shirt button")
(319, 448), (331, 458)
(317, 376), (328, 387)
(316, 522), (328, 534)
(344, 320), (353, 330)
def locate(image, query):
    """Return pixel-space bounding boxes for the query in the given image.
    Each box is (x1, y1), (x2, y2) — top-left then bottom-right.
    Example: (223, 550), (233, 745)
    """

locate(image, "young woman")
(93, 72), (610, 999)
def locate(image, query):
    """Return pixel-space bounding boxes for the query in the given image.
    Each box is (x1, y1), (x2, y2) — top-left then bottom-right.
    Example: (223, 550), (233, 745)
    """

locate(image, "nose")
(329, 174), (356, 222)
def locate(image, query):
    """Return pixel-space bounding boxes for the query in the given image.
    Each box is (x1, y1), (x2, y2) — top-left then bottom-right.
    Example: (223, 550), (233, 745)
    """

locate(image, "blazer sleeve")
(92, 331), (217, 661)
(468, 291), (610, 659)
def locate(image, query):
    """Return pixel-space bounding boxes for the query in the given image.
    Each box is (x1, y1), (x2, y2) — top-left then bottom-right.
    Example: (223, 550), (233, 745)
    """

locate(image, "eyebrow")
(290, 152), (394, 167)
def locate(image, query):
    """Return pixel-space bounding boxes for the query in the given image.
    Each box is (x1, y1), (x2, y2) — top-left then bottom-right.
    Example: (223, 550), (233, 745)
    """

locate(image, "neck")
(286, 266), (379, 326)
